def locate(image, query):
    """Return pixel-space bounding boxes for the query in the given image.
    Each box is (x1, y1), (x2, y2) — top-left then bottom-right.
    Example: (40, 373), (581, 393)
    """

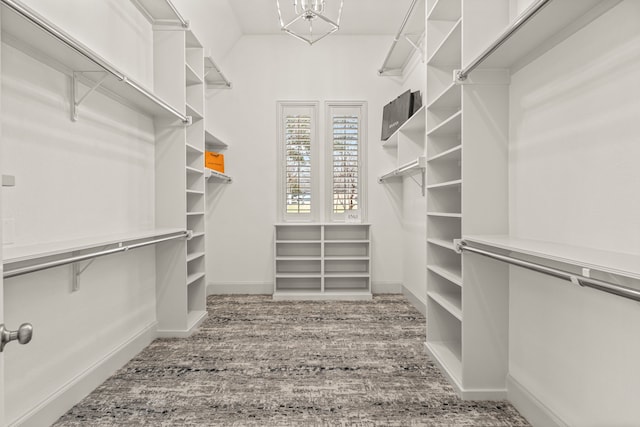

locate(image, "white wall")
(1, 1), (158, 424)
(508, 2), (640, 425)
(205, 35), (406, 293)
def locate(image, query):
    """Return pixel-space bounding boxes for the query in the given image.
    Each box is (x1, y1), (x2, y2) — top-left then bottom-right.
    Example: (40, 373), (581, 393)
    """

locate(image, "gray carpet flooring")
(55, 295), (529, 426)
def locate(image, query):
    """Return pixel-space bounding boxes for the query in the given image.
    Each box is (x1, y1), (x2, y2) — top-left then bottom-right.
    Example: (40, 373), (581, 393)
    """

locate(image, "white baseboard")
(207, 282), (272, 295)
(402, 285), (426, 316)
(9, 322), (157, 427)
(371, 281), (402, 294)
(507, 374), (567, 427)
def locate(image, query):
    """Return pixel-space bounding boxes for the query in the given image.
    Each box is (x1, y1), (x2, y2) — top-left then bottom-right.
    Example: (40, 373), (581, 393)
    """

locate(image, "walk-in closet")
(0, 0), (638, 425)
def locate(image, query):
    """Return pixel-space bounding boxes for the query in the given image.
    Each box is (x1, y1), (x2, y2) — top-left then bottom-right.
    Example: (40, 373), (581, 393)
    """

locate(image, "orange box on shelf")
(205, 151), (224, 173)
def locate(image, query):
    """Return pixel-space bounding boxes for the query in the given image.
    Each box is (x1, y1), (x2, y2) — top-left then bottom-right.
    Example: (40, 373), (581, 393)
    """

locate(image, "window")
(277, 102), (319, 221)
(277, 101), (366, 222)
(326, 102), (367, 222)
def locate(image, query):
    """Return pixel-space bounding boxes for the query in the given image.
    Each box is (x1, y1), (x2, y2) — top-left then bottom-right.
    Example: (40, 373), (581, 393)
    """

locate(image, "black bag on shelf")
(381, 90), (421, 140)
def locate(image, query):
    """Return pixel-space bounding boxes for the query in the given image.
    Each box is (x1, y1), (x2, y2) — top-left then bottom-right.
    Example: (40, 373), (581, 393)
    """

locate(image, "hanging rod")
(456, 0), (552, 81)
(455, 240), (640, 304)
(205, 57), (232, 89)
(378, 0), (421, 75)
(163, 0), (188, 28)
(1, 0), (190, 124)
(3, 232), (190, 279)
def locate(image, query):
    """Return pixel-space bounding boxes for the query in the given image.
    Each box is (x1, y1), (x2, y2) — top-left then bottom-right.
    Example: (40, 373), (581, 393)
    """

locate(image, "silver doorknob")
(0, 323), (33, 352)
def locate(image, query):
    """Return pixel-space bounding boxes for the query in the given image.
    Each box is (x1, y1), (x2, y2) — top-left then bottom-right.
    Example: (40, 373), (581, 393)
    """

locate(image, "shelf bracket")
(70, 245), (110, 291)
(71, 71), (109, 122)
(404, 33), (425, 63)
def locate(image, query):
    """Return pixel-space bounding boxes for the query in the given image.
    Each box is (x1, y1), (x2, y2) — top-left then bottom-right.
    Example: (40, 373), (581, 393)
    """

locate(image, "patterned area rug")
(55, 295), (528, 426)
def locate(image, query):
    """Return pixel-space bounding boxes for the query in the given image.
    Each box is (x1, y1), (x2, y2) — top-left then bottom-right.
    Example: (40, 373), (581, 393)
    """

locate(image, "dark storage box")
(381, 90), (422, 140)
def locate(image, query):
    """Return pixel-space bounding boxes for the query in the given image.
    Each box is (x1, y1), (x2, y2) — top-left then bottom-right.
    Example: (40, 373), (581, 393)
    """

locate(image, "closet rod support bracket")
(71, 71), (109, 122)
(71, 245), (108, 291)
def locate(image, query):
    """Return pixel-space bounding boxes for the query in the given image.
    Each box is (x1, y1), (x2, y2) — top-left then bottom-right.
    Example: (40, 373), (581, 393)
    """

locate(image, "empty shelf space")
(324, 273), (370, 278)
(324, 256), (370, 261)
(427, 19), (461, 67)
(187, 272), (205, 286)
(427, 111), (461, 137)
(205, 130), (229, 149)
(428, 238), (456, 251)
(186, 252), (205, 262)
(275, 273), (322, 278)
(276, 240), (321, 244)
(185, 63), (203, 86)
(427, 0), (461, 21)
(428, 291), (462, 321)
(427, 82), (461, 111)
(186, 166), (204, 175)
(186, 143), (204, 154)
(275, 256), (322, 261)
(186, 189), (204, 195)
(428, 145), (461, 163)
(427, 179), (462, 190)
(186, 212), (204, 216)
(187, 310), (207, 330)
(427, 264), (462, 286)
(425, 340), (462, 385)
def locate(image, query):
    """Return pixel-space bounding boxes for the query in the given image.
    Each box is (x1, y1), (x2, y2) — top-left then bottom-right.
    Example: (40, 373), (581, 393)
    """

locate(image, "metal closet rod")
(378, 0), (420, 74)
(3, 232), (190, 279)
(2, 0), (189, 124)
(456, 241), (640, 304)
(456, 0), (552, 81)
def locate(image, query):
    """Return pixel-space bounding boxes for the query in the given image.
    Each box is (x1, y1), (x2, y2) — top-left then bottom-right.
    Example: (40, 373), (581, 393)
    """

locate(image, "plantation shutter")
(285, 114), (312, 215)
(332, 114), (359, 214)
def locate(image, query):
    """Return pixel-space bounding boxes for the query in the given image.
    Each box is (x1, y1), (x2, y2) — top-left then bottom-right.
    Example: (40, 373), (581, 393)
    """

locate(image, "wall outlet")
(2, 218), (15, 245)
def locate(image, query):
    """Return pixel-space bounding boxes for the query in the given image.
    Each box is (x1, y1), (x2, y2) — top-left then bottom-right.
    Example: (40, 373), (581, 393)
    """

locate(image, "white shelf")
(186, 166), (203, 175)
(464, 0), (620, 72)
(186, 310), (207, 331)
(463, 235), (640, 281)
(2, 1), (188, 123)
(427, 238), (456, 252)
(186, 189), (204, 195)
(3, 228), (185, 264)
(186, 103), (204, 121)
(273, 291), (372, 301)
(427, 145), (461, 163)
(205, 130), (229, 149)
(324, 239), (370, 244)
(204, 168), (232, 183)
(275, 273), (322, 279)
(427, 264), (462, 287)
(186, 212), (204, 216)
(276, 256), (322, 261)
(186, 272), (205, 286)
(185, 29), (202, 48)
(378, 156), (426, 182)
(382, 107), (426, 148)
(427, 111), (461, 137)
(185, 63), (203, 86)
(427, 18), (462, 66)
(130, 0), (187, 27)
(428, 291), (462, 321)
(427, 0), (461, 22)
(324, 256), (370, 261)
(204, 56), (232, 88)
(186, 143), (204, 154)
(186, 252), (205, 262)
(324, 273), (370, 278)
(427, 83), (461, 111)
(276, 240), (320, 244)
(427, 212), (462, 218)
(427, 179), (462, 190)
(425, 341), (462, 389)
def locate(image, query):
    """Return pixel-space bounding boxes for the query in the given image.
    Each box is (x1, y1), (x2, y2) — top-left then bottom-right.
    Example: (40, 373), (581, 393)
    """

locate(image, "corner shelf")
(1, 0), (189, 124)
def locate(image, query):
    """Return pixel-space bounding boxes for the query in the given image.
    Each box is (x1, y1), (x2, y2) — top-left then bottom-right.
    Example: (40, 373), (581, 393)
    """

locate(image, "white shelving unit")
(273, 224), (372, 300)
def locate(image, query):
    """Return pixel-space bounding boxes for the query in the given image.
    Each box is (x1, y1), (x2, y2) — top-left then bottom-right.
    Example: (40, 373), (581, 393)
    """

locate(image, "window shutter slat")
(332, 114), (359, 214)
(285, 115), (312, 214)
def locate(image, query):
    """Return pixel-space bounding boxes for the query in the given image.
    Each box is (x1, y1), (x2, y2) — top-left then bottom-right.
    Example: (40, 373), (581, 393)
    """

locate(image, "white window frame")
(277, 101), (320, 222)
(325, 101), (368, 223)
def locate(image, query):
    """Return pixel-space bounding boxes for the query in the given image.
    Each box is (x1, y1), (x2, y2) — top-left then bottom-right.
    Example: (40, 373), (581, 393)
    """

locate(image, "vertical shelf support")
(71, 71), (109, 122)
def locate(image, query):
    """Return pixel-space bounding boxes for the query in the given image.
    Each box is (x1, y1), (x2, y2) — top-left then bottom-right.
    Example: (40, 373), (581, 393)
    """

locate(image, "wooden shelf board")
(3, 228), (185, 265)
(186, 166), (203, 175)
(381, 107), (426, 147)
(273, 291), (372, 301)
(186, 310), (207, 331)
(185, 63), (203, 86)
(185, 29), (203, 48)
(186, 272), (205, 286)
(186, 103), (204, 120)
(275, 273), (322, 278)
(427, 19), (462, 67)
(205, 130), (229, 149)
(276, 240), (321, 244)
(186, 212), (204, 216)
(186, 252), (205, 262)
(427, 82), (461, 111)
(427, 264), (462, 287)
(427, 212), (462, 218)
(463, 235), (640, 281)
(186, 189), (204, 195)
(186, 143), (204, 154)
(427, 179), (462, 190)
(276, 256), (322, 261)
(324, 273), (370, 278)
(324, 256), (370, 261)
(324, 240), (370, 244)
(427, 291), (462, 321)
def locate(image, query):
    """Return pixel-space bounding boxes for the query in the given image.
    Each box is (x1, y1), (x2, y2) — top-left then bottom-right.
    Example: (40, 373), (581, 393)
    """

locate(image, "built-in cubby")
(274, 224), (371, 300)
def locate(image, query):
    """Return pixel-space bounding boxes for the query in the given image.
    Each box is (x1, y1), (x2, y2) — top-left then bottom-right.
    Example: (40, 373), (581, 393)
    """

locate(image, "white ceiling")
(227, 0), (416, 35)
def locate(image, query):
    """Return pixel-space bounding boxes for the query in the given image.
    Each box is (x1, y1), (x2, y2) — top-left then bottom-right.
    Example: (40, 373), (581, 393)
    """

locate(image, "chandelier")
(276, 0), (345, 45)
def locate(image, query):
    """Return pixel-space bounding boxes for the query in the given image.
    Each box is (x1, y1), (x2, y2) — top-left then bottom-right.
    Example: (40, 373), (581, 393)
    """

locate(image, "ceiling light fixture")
(276, 0), (345, 46)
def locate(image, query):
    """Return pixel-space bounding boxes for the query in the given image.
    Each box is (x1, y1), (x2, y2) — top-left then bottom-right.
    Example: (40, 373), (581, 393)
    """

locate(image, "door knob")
(0, 323), (33, 352)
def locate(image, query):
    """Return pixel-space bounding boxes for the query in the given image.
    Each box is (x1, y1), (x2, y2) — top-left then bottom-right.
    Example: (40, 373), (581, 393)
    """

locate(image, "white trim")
(207, 282), (273, 295)
(372, 281), (402, 294)
(507, 374), (568, 427)
(155, 311), (207, 339)
(8, 322), (157, 427)
(402, 285), (426, 316)
(324, 101), (368, 223)
(276, 101), (320, 223)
